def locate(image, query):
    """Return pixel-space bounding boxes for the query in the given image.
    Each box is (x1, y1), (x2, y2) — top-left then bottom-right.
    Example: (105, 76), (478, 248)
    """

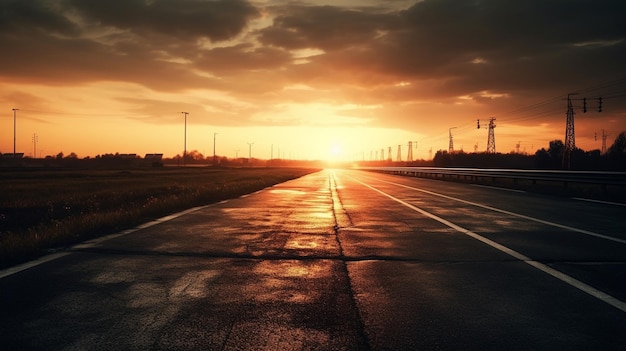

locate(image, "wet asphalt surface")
(1, 169), (625, 350)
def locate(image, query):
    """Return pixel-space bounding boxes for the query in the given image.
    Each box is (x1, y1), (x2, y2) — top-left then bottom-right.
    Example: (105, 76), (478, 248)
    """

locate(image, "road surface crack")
(329, 170), (371, 350)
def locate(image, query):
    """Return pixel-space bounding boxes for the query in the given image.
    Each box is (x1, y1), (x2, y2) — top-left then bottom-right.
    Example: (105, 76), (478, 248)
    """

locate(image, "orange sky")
(1, 0), (625, 161)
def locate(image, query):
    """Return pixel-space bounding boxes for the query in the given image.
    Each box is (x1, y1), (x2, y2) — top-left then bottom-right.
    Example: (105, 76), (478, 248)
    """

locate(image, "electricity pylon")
(477, 117), (497, 153)
(407, 141), (413, 162)
(597, 129), (610, 154)
(448, 127), (457, 153)
(563, 94), (576, 168)
(486, 117), (496, 154)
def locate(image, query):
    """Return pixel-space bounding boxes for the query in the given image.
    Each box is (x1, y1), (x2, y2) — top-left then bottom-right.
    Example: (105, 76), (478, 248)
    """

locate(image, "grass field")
(0, 167), (319, 267)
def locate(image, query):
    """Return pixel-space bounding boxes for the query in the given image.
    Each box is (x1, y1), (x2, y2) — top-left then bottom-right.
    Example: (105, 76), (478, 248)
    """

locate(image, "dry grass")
(0, 167), (318, 267)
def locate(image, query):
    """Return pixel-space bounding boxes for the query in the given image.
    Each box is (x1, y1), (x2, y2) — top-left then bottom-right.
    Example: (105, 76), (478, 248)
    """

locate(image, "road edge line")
(353, 177), (626, 313)
(0, 205), (210, 280)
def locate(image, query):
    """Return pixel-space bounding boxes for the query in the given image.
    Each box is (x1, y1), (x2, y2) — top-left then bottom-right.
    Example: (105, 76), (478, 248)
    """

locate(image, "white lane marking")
(0, 252), (70, 279)
(353, 178), (626, 313)
(373, 177), (626, 245)
(572, 197), (626, 207)
(0, 205), (211, 279)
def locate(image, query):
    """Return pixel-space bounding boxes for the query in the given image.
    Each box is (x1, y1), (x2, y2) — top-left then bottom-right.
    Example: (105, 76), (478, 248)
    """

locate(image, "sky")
(1, 0), (625, 161)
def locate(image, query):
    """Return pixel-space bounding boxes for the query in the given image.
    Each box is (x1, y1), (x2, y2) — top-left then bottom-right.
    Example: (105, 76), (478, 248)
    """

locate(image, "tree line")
(432, 131), (626, 171)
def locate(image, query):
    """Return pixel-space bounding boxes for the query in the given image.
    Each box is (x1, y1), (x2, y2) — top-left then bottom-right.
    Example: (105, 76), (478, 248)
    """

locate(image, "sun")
(326, 143), (343, 162)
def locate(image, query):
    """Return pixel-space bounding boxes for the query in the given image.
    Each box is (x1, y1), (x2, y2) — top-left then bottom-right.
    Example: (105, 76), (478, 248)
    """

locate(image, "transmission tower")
(562, 93), (577, 168)
(32, 133), (38, 158)
(387, 146), (392, 161)
(486, 117), (497, 153)
(380, 148), (384, 161)
(407, 141), (413, 162)
(396, 145), (402, 162)
(597, 129), (611, 154)
(448, 127), (457, 153)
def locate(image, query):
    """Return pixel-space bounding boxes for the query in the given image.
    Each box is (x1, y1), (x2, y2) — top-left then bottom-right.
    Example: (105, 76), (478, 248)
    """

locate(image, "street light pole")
(213, 132), (218, 166)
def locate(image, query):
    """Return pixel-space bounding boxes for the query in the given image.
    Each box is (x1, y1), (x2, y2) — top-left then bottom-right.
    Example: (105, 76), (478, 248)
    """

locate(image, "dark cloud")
(63, 0), (260, 41)
(388, 0), (626, 89)
(195, 44), (292, 73)
(0, 0), (262, 91)
(0, 0), (76, 35)
(0, 29), (217, 91)
(258, 0), (625, 102)
(258, 5), (398, 50)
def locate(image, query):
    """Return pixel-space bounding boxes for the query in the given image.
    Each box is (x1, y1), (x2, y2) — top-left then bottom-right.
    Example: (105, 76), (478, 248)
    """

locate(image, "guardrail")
(357, 166), (626, 189)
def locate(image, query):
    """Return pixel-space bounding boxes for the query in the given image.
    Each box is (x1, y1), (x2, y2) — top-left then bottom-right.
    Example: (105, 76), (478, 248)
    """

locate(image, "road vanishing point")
(1, 169), (625, 350)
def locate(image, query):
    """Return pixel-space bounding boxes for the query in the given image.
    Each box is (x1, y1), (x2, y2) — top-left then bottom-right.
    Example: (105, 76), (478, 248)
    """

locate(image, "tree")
(607, 131), (626, 170)
(548, 140), (564, 160)
(608, 131), (626, 156)
(187, 150), (205, 162)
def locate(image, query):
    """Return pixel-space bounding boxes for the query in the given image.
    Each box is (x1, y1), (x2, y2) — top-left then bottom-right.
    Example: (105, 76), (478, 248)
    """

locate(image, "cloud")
(0, 0), (624, 137)
(64, 0), (260, 42)
(258, 4), (398, 51)
(0, 0), (261, 91)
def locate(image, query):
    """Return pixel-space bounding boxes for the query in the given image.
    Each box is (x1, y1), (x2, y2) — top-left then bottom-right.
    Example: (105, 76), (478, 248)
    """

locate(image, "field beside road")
(0, 167), (318, 267)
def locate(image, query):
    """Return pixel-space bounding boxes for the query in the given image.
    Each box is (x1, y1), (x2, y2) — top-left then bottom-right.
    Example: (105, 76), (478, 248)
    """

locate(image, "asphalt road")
(1, 169), (625, 350)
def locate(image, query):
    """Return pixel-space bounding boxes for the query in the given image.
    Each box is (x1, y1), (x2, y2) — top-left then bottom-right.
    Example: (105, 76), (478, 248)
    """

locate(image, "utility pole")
(181, 112), (189, 166)
(407, 141), (413, 162)
(448, 127), (457, 153)
(213, 132), (218, 166)
(247, 142), (254, 159)
(32, 133), (38, 158)
(12, 108), (19, 157)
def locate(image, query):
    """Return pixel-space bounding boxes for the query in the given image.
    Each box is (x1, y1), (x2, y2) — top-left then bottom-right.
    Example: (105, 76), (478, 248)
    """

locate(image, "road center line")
(373, 177), (626, 245)
(352, 177), (626, 313)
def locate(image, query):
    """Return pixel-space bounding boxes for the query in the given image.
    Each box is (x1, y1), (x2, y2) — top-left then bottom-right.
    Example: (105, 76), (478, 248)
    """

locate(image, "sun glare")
(326, 143), (343, 163)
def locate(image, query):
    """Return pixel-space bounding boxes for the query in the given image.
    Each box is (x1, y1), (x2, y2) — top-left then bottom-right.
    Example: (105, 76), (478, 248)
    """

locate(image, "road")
(1, 169), (625, 350)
